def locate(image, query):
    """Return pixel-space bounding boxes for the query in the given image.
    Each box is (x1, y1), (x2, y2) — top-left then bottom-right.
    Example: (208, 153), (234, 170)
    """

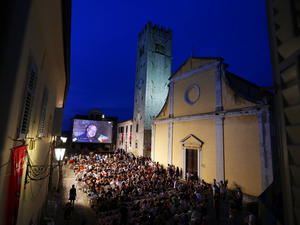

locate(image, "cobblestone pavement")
(55, 165), (98, 225)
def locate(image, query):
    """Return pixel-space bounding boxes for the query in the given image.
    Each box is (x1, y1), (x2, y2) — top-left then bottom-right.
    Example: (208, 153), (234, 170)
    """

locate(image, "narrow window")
(37, 88), (48, 137)
(155, 43), (165, 55)
(139, 45), (144, 57)
(18, 64), (37, 139)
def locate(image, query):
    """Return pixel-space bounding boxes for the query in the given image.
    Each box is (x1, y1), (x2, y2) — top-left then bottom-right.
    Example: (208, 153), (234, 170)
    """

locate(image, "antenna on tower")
(190, 44), (196, 69)
(191, 43), (196, 58)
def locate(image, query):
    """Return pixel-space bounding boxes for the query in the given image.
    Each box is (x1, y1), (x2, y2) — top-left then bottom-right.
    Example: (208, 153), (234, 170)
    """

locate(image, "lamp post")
(54, 137), (66, 192)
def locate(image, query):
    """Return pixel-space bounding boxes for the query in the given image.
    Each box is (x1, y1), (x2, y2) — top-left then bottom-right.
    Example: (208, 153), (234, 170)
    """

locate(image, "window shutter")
(37, 88), (48, 137)
(52, 108), (64, 136)
(18, 66), (37, 139)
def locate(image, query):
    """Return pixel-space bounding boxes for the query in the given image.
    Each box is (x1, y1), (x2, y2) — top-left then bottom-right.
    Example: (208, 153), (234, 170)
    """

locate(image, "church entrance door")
(186, 149), (198, 177)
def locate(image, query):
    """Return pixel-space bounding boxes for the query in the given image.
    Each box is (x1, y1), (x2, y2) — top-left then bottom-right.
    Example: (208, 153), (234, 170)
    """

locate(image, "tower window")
(136, 123), (139, 132)
(139, 46), (144, 57)
(155, 43), (165, 55)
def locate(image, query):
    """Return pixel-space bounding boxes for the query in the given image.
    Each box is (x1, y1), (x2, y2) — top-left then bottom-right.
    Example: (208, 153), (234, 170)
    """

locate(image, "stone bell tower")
(132, 22), (172, 156)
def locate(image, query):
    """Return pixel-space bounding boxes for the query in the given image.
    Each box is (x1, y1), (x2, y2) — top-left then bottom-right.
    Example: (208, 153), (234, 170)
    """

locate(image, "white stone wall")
(116, 121), (133, 153)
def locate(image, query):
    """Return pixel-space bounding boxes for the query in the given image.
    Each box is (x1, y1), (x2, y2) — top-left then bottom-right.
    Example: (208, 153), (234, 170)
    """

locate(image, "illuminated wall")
(172, 120), (216, 183)
(224, 115), (262, 196)
(222, 79), (255, 111)
(173, 67), (216, 117)
(116, 120), (133, 153)
(153, 123), (168, 167)
(132, 22), (172, 156)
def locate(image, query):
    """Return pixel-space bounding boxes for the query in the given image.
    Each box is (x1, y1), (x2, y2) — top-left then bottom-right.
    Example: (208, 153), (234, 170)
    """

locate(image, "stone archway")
(180, 134), (204, 180)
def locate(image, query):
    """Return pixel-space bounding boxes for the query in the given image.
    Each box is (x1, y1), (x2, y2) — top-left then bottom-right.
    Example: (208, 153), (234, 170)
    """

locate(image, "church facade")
(152, 57), (273, 196)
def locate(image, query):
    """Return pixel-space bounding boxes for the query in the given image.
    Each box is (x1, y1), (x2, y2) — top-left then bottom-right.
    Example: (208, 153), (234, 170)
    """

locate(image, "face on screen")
(86, 124), (97, 138)
(72, 119), (112, 143)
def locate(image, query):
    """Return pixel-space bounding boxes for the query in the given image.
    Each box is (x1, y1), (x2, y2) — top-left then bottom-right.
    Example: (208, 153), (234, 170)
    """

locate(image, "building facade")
(152, 57), (273, 196)
(132, 22), (172, 157)
(266, 0), (300, 224)
(116, 120), (133, 153)
(0, 1), (71, 225)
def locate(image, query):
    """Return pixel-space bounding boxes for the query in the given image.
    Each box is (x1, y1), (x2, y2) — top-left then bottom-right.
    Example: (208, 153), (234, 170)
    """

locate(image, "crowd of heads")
(68, 149), (250, 225)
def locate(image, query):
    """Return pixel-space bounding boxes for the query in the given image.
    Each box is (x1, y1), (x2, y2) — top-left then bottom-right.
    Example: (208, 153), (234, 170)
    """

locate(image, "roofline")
(155, 88), (170, 120)
(170, 61), (220, 83)
(117, 119), (133, 124)
(170, 56), (224, 80)
(223, 71), (273, 104)
(61, 0), (71, 108)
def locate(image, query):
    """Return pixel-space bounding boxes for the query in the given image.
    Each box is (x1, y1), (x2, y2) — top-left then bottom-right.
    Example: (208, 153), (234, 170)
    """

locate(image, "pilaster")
(216, 116), (224, 181)
(182, 147), (186, 179)
(151, 124), (156, 160)
(215, 63), (223, 111)
(197, 149), (202, 179)
(264, 110), (273, 185)
(257, 110), (272, 190)
(169, 81), (174, 118)
(168, 122), (173, 164)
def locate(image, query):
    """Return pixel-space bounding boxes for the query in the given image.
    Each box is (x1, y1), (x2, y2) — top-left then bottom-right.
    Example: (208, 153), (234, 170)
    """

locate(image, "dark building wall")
(0, 0), (31, 166)
(266, 0), (300, 224)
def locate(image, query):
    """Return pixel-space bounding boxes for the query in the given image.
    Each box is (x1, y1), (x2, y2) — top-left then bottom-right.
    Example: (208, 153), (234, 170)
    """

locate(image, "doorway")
(186, 149), (198, 177)
(181, 134), (204, 180)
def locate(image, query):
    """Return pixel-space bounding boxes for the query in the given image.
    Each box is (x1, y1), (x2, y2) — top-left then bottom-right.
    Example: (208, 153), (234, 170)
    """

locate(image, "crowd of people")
(67, 149), (254, 225)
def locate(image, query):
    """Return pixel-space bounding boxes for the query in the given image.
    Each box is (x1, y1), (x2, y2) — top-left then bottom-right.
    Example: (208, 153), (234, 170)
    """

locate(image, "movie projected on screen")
(72, 119), (113, 143)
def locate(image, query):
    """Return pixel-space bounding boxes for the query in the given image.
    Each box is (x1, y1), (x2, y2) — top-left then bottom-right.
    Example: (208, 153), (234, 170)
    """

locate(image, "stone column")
(151, 124), (156, 161)
(182, 146), (186, 179)
(169, 81), (174, 118)
(197, 148), (202, 179)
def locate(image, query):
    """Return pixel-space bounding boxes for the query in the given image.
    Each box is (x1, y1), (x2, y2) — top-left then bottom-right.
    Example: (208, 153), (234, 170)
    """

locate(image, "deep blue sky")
(63, 0), (272, 131)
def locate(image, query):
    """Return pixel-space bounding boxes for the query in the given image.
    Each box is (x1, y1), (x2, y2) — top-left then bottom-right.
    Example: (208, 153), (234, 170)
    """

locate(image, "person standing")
(69, 185), (77, 207)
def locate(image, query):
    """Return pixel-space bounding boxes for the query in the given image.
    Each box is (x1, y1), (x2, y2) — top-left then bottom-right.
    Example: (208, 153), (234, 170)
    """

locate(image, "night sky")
(63, 0), (272, 131)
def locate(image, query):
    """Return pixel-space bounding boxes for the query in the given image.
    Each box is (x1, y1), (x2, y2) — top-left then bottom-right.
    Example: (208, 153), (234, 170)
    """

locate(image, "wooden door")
(186, 149), (198, 176)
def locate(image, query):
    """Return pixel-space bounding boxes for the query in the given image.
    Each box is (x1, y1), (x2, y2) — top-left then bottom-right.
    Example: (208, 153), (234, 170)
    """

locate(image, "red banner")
(5, 145), (27, 225)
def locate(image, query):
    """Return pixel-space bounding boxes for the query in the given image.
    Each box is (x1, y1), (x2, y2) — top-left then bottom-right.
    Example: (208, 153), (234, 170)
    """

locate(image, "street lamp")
(60, 136), (67, 143)
(54, 144), (66, 192)
(54, 148), (66, 161)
